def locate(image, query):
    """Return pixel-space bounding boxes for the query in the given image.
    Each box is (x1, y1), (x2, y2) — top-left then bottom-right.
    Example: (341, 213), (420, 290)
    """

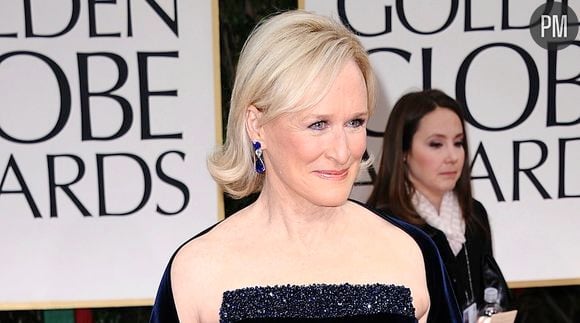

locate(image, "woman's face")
(406, 107), (465, 206)
(261, 60), (368, 207)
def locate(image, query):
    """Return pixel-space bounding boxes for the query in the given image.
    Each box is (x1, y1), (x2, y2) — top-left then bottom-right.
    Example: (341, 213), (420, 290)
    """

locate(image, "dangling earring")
(253, 140), (266, 174)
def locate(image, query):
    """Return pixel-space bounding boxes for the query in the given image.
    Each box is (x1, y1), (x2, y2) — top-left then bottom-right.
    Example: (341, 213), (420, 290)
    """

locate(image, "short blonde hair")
(208, 10), (376, 198)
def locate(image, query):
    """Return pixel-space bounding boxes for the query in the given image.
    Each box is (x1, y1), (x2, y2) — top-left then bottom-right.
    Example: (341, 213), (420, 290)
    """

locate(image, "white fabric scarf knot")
(412, 190), (466, 256)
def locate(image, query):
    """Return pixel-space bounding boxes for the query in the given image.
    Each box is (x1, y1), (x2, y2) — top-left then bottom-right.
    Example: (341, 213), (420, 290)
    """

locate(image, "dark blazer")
(379, 199), (493, 310)
(150, 201), (462, 323)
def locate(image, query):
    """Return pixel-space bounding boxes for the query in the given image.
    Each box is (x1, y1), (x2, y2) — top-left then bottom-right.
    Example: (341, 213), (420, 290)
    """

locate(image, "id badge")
(462, 302), (478, 323)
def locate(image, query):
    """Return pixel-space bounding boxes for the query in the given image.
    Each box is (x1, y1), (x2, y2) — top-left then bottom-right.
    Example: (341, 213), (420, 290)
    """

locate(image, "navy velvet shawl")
(149, 202), (462, 323)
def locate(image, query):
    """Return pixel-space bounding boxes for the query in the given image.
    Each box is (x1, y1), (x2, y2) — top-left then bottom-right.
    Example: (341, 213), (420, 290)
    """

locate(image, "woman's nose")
(445, 145), (460, 163)
(326, 128), (350, 164)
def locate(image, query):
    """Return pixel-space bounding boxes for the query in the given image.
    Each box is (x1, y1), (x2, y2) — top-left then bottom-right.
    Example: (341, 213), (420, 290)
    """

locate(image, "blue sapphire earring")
(252, 140), (266, 174)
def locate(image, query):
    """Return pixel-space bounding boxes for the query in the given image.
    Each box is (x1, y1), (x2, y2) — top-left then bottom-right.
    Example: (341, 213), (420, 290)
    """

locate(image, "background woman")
(368, 89), (510, 321)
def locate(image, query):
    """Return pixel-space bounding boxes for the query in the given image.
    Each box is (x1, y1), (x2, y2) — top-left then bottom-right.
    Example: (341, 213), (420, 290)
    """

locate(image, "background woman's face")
(406, 107), (465, 206)
(261, 60), (368, 207)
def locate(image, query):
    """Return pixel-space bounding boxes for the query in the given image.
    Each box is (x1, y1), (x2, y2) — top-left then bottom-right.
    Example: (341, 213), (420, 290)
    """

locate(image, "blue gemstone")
(255, 158), (266, 174)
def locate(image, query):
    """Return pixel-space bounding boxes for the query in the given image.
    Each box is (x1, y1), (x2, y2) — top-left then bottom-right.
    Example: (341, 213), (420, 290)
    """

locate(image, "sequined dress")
(150, 201), (462, 323)
(219, 283), (415, 322)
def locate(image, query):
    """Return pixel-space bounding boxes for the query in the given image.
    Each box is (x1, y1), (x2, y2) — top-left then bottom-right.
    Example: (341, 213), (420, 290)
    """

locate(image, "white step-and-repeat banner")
(0, 1), (219, 308)
(304, 0), (580, 286)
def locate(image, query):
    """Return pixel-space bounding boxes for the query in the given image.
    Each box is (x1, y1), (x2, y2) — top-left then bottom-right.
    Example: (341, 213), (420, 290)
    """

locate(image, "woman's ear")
(246, 105), (265, 146)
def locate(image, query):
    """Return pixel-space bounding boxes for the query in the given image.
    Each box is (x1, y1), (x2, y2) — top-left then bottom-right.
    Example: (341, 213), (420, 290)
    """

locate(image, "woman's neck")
(249, 183), (348, 246)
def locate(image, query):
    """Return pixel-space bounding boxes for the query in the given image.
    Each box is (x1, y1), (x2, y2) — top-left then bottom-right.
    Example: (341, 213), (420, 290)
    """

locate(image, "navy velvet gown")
(150, 202), (462, 323)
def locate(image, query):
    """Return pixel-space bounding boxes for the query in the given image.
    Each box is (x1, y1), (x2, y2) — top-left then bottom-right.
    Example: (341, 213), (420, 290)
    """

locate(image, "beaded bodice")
(219, 283), (416, 322)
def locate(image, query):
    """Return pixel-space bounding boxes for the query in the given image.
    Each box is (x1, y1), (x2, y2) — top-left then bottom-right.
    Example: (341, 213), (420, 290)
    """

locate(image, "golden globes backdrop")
(304, 0), (580, 286)
(0, 1), (219, 308)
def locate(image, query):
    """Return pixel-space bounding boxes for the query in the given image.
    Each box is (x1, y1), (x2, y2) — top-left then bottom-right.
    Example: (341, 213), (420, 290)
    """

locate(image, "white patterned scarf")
(412, 190), (466, 256)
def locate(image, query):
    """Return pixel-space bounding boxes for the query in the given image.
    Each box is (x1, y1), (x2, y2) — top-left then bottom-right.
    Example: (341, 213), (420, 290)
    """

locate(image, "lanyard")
(463, 243), (476, 304)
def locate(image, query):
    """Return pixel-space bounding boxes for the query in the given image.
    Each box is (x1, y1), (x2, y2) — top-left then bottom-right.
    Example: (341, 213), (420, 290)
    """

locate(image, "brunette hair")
(367, 89), (474, 226)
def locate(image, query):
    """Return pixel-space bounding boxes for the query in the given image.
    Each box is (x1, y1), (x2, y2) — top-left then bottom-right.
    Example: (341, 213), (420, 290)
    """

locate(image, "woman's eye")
(428, 142), (443, 148)
(347, 118), (365, 128)
(454, 141), (464, 147)
(309, 121), (327, 130)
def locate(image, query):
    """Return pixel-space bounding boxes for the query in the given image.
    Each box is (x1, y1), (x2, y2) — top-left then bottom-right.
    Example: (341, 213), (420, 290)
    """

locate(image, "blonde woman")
(151, 11), (461, 323)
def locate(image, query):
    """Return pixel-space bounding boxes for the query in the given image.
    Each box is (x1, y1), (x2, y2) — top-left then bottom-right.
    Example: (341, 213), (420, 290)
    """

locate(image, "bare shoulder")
(344, 201), (426, 272)
(173, 221), (231, 268)
(346, 201), (430, 319)
(170, 213), (249, 322)
(347, 201), (421, 250)
(172, 208), (252, 274)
